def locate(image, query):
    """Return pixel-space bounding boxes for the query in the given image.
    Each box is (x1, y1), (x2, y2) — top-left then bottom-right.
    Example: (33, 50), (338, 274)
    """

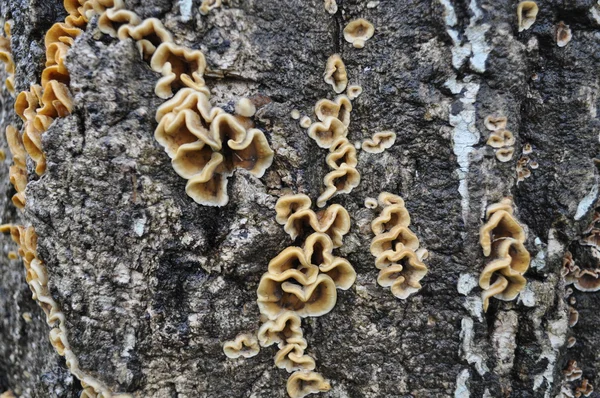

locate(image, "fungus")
(291, 109), (300, 120)
(529, 160), (539, 169)
(343, 19), (375, 49)
(199, 0), (222, 15)
(564, 360), (583, 381)
(258, 311), (303, 347)
(375, 249), (428, 299)
(370, 224), (420, 257)
(568, 306), (579, 327)
(286, 371), (331, 398)
(235, 98), (256, 117)
(300, 116), (311, 128)
(364, 197), (378, 209)
(567, 336), (576, 348)
(307, 116), (347, 148)
(314, 95), (352, 126)
(98, 8), (141, 38)
(38, 80), (74, 118)
(486, 130), (515, 148)
(223, 333), (260, 359)
(171, 142), (223, 179)
(150, 42), (207, 98)
(155, 88), (220, 122)
(575, 379), (593, 398)
(556, 22), (572, 47)
(495, 147), (515, 162)
(517, 1), (539, 32)
(6, 125), (27, 208)
(275, 194), (313, 225)
(282, 203), (351, 247)
(118, 18), (174, 59)
(323, 54), (348, 93)
(347, 85), (362, 100)
(324, 0), (338, 14)
(371, 203), (411, 234)
(523, 143), (532, 154)
(377, 192), (405, 207)
(479, 210), (526, 257)
(362, 131), (396, 154)
(0, 391), (15, 398)
(257, 273), (338, 320)
(573, 269), (600, 292)
(275, 342), (316, 372)
(154, 109), (219, 158)
(267, 246), (319, 286)
(326, 138), (357, 169)
(317, 164), (361, 208)
(484, 115), (508, 131)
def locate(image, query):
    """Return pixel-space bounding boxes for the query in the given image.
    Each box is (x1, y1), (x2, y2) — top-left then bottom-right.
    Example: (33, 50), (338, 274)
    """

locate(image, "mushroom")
(257, 311), (304, 347)
(517, 1), (539, 32)
(314, 95), (352, 126)
(375, 249), (428, 299)
(286, 371), (331, 398)
(274, 342), (316, 372)
(223, 333), (260, 359)
(479, 210), (526, 257)
(326, 138), (357, 169)
(98, 8), (141, 38)
(323, 54), (348, 93)
(486, 130), (515, 148)
(484, 115), (508, 131)
(370, 224), (420, 257)
(343, 18), (375, 49)
(362, 131), (397, 154)
(150, 42), (207, 98)
(274, 194), (313, 225)
(371, 203), (411, 235)
(316, 164), (361, 207)
(556, 21), (572, 47)
(235, 98), (256, 117)
(307, 116), (348, 148)
(563, 360), (583, 381)
(347, 84), (363, 100)
(118, 18), (174, 59)
(495, 147), (515, 162)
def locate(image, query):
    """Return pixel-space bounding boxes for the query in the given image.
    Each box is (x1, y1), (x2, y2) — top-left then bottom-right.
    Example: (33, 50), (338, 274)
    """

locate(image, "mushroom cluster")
(0, 225), (126, 398)
(0, 21), (15, 94)
(5, 125), (27, 208)
(562, 251), (600, 292)
(516, 143), (539, 183)
(253, 194), (355, 397)
(479, 198), (530, 311)
(484, 115), (515, 163)
(97, 7), (274, 206)
(369, 192), (429, 299)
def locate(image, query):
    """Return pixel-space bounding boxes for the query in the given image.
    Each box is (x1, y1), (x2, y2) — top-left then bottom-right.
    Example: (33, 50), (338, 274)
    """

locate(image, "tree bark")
(1, 0), (600, 397)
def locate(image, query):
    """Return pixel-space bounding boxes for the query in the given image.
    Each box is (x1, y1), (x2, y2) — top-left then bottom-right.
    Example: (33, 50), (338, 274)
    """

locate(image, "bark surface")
(1, 0), (600, 397)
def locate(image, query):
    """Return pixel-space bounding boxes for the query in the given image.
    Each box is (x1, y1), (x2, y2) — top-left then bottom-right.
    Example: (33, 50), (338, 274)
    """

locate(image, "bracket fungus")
(314, 95), (352, 127)
(484, 115), (508, 131)
(258, 311), (304, 347)
(362, 131), (396, 154)
(98, 7), (141, 38)
(346, 85), (362, 100)
(150, 42), (208, 98)
(317, 165), (361, 208)
(235, 98), (256, 117)
(369, 192), (428, 299)
(564, 360), (583, 381)
(324, 0), (338, 15)
(575, 379), (594, 397)
(323, 54), (348, 93)
(364, 197), (378, 209)
(199, 0), (222, 15)
(556, 21), (572, 47)
(486, 130), (515, 149)
(6, 125), (27, 208)
(343, 18), (375, 49)
(479, 198), (530, 311)
(223, 333), (260, 359)
(287, 371), (331, 398)
(517, 1), (539, 32)
(0, 31), (15, 94)
(117, 18), (173, 59)
(299, 116), (311, 128)
(275, 340), (316, 372)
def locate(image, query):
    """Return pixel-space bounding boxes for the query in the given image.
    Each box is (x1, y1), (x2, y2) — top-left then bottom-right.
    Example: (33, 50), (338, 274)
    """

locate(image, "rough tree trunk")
(1, 0), (600, 397)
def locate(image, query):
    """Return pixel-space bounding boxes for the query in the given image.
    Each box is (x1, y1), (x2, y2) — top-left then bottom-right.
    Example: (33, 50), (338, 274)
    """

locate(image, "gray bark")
(1, 0), (600, 397)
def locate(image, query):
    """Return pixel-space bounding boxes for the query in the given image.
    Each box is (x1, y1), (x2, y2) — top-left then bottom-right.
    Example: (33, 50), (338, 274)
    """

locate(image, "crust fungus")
(362, 131), (396, 154)
(307, 116), (347, 149)
(150, 42), (207, 98)
(369, 193), (428, 298)
(199, 0), (222, 15)
(517, 1), (539, 32)
(479, 199), (529, 311)
(314, 95), (352, 127)
(223, 333), (260, 358)
(343, 19), (375, 49)
(484, 115), (508, 131)
(324, 0), (338, 14)
(323, 54), (348, 93)
(317, 164), (361, 208)
(346, 85), (362, 100)
(287, 371), (331, 398)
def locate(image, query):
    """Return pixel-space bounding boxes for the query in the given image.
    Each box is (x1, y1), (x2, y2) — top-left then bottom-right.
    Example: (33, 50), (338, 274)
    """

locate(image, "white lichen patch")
(179, 0), (193, 22)
(460, 317), (489, 376)
(492, 311), (518, 376)
(575, 182), (599, 220)
(518, 283), (536, 307)
(454, 369), (470, 398)
(547, 228), (564, 259)
(463, 297), (484, 322)
(465, 0), (491, 73)
(457, 273), (478, 295)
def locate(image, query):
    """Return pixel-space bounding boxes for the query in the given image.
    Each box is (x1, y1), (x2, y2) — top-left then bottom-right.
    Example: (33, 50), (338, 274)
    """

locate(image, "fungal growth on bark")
(323, 0), (338, 15)
(286, 371), (331, 398)
(314, 95), (352, 127)
(117, 17), (173, 58)
(370, 192), (428, 299)
(223, 333), (261, 359)
(346, 84), (362, 100)
(479, 198), (530, 311)
(517, 1), (539, 32)
(563, 251), (600, 292)
(484, 114), (515, 163)
(362, 131), (397, 154)
(323, 54), (348, 94)
(5, 125), (26, 208)
(556, 21), (572, 47)
(0, 22), (14, 94)
(150, 42), (208, 98)
(516, 146), (539, 183)
(343, 18), (375, 49)
(199, 0), (222, 15)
